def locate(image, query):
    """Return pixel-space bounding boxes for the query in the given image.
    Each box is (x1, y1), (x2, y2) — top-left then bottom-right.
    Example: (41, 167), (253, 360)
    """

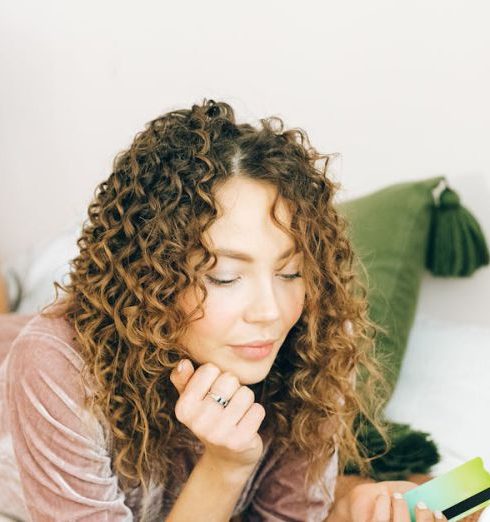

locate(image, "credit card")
(402, 457), (490, 521)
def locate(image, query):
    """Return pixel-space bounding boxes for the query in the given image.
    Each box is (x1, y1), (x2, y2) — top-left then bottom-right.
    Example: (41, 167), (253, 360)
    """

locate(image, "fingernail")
(177, 360), (186, 373)
(393, 492), (404, 500)
(434, 511), (444, 520)
(416, 501), (428, 510)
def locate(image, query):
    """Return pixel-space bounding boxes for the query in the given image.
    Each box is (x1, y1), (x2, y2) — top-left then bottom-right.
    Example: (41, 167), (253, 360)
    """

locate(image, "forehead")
(207, 177), (293, 244)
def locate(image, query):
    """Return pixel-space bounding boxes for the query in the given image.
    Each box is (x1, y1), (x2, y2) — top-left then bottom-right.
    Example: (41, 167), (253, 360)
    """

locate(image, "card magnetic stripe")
(443, 487), (490, 519)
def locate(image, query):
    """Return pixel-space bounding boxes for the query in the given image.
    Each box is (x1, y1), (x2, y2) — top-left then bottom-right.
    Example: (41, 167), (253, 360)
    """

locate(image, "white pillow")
(383, 313), (490, 477)
(2, 224), (81, 314)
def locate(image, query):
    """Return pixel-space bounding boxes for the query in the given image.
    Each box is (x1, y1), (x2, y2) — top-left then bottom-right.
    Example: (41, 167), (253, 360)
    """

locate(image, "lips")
(230, 339), (277, 348)
(230, 342), (275, 360)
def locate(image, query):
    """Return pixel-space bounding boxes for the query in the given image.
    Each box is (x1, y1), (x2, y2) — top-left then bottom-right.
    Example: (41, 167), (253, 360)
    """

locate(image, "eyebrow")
(214, 246), (297, 263)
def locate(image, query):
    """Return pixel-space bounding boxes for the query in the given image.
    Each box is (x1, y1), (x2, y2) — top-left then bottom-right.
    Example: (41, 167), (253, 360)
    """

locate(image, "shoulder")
(5, 304), (104, 444)
(3, 305), (134, 520)
(8, 302), (84, 375)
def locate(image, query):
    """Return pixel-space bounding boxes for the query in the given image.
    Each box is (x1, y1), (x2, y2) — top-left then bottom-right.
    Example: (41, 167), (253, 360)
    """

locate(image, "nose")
(243, 277), (281, 323)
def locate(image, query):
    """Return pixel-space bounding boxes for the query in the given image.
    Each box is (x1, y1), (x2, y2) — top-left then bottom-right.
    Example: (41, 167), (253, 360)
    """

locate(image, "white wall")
(1, 0), (489, 325)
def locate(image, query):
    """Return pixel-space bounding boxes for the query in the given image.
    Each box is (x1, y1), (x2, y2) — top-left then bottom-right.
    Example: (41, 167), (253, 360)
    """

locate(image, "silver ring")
(205, 391), (230, 408)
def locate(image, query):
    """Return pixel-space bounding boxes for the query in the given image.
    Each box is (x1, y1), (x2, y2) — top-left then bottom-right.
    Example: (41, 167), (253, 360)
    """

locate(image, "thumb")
(170, 358), (194, 395)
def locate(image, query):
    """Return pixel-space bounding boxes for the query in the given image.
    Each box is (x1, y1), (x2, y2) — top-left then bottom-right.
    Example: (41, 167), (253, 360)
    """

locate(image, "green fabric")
(427, 185), (490, 276)
(337, 176), (445, 399)
(335, 176), (488, 480)
(343, 417), (441, 481)
(336, 177), (444, 480)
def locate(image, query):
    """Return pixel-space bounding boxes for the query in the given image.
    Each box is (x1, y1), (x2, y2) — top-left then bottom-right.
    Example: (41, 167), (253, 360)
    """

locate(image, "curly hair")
(42, 98), (391, 507)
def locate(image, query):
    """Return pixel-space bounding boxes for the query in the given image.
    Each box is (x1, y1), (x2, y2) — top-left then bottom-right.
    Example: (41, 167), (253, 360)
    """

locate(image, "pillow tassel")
(426, 181), (489, 276)
(344, 413), (441, 481)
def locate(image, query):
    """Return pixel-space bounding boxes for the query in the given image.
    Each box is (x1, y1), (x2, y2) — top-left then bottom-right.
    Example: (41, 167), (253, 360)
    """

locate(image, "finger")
(176, 362), (222, 409)
(170, 358), (195, 395)
(372, 493), (391, 522)
(195, 372), (242, 427)
(203, 371), (241, 409)
(415, 502), (434, 522)
(233, 402), (266, 442)
(209, 382), (254, 422)
(392, 492), (410, 522)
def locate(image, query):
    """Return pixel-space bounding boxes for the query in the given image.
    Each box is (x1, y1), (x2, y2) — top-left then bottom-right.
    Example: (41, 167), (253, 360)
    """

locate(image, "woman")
(0, 99), (444, 521)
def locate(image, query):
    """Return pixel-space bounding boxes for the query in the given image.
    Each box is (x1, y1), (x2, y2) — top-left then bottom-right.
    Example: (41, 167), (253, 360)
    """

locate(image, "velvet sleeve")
(244, 442), (339, 522)
(5, 330), (134, 521)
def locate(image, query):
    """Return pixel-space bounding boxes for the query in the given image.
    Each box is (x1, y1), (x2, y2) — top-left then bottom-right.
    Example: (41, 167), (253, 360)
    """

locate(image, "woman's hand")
(169, 359), (266, 473)
(330, 480), (447, 522)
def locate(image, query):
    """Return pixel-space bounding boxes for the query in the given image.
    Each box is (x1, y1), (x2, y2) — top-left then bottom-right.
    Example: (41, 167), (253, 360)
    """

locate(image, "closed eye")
(205, 273), (302, 287)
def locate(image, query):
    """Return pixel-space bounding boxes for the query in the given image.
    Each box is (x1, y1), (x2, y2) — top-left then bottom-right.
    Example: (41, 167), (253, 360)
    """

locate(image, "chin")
(234, 365), (271, 386)
(193, 350), (274, 386)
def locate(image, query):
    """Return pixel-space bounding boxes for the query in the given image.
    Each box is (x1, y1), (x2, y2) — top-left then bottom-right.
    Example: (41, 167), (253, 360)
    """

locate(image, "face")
(177, 176), (306, 385)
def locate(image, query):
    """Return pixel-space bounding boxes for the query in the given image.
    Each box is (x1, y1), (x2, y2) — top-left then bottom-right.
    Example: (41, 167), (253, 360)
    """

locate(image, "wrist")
(199, 451), (256, 485)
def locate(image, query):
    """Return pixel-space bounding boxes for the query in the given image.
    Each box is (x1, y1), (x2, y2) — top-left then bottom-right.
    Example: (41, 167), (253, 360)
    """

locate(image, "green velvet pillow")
(336, 175), (489, 480)
(337, 176), (445, 399)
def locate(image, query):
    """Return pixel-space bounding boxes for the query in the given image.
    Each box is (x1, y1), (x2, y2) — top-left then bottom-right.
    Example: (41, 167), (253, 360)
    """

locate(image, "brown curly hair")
(42, 98), (391, 507)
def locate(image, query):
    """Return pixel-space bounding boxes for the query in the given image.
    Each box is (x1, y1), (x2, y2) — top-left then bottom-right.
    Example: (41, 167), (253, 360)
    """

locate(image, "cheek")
(184, 291), (238, 343)
(288, 286), (306, 324)
(199, 292), (240, 329)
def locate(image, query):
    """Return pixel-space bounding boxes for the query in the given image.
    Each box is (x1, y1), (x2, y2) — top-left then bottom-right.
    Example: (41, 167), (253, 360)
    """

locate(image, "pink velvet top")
(0, 307), (338, 521)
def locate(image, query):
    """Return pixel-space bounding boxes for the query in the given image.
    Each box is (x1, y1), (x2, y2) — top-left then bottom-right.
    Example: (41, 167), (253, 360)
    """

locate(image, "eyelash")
(205, 272), (302, 287)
